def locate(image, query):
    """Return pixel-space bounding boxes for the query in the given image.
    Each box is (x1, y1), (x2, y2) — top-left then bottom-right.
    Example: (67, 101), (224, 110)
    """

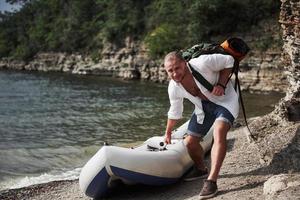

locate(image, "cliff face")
(0, 37), (288, 92)
(0, 37), (168, 84)
(277, 0), (300, 121)
(249, 0), (300, 198)
(251, 0), (300, 172)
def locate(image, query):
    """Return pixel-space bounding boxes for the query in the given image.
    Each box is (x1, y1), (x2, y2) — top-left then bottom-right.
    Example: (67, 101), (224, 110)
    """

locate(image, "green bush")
(13, 44), (35, 60)
(144, 24), (184, 58)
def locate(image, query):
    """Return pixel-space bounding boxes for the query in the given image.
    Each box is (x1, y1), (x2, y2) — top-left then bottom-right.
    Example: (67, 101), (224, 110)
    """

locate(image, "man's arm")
(164, 118), (178, 144)
(212, 67), (233, 96)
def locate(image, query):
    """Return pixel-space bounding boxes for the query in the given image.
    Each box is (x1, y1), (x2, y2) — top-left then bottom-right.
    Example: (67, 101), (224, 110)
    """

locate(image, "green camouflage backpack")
(181, 38), (250, 88)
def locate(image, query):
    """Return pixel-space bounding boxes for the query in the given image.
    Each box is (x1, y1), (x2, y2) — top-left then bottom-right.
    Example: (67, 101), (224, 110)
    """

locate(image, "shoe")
(199, 180), (218, 199)
(183, 166), (208, 181)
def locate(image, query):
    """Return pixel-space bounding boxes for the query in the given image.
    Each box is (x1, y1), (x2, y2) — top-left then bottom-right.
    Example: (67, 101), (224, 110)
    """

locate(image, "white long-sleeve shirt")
(167, 54), (239, 124)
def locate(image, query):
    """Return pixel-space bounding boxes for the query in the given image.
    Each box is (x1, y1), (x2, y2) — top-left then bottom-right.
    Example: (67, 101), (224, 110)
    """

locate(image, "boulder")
(264, 174), (300, 200)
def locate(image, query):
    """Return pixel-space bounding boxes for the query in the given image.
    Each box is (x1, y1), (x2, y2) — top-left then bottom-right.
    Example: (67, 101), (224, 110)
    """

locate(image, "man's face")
(164, 59), (186, 83)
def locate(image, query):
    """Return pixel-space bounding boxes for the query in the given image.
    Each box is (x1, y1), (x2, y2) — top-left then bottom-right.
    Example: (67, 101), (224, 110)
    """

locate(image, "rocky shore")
(1, 124), (299, 200)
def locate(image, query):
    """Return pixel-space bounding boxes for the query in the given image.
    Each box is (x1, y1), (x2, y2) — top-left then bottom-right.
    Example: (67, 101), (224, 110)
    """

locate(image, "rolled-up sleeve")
(167, 82), (183, 120)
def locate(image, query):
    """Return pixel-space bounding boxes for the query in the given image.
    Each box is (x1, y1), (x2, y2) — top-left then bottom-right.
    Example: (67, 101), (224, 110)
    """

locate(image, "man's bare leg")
(184, 135), (207, 170)
(207, 120), (230, 181)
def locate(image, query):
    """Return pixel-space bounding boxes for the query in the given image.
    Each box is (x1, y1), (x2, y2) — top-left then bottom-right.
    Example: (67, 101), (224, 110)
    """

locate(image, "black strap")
(235, 74), (255, 140)
(232, 61), (254, 139)
(188, 63), (214, 92)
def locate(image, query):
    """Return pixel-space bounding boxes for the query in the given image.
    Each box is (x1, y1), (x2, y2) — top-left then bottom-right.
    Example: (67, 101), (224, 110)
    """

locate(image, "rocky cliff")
(249, 0), (300, 199)
(0, 36), (288, 92)
(0, 38), (167, 84)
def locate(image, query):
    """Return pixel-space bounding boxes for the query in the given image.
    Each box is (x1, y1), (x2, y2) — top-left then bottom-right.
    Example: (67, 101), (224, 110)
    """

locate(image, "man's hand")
(212, 85), (225, 96)
(165, 119), (178, 144)
(164, 132), (172, 144)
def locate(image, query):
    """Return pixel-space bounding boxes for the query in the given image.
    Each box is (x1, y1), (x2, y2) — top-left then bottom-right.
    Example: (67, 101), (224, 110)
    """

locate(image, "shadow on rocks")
(218, 180), (264, 196)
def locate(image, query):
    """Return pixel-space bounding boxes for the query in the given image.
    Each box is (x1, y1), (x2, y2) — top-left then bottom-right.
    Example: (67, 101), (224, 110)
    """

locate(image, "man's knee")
(213, 129), (227, 144)
(214, 120), (231, 133)
(213, 121), (230, 140)
(184, 135), (201, 150)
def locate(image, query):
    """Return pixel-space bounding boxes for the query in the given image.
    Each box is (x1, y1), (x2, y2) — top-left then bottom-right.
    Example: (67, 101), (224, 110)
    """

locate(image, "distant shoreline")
(0, 48), (288, 93)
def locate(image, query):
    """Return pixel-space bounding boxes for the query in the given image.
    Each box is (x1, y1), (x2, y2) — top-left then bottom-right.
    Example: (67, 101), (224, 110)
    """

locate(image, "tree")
(0, 0), (281, 59)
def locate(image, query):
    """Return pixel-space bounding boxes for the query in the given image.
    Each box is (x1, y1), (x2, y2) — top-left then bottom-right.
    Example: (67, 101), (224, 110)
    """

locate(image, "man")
(164, 51), (239, 199)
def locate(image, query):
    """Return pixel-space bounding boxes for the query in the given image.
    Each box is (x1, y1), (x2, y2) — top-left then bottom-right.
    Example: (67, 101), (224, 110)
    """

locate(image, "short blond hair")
(164, 51), (184, 66)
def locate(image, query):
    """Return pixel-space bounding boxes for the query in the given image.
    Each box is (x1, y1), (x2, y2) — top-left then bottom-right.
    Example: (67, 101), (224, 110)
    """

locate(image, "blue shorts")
(187, 100), (235, 138)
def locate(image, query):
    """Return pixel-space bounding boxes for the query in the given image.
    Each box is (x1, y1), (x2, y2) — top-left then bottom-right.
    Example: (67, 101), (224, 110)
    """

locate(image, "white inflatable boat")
(79, 121), (213, 198)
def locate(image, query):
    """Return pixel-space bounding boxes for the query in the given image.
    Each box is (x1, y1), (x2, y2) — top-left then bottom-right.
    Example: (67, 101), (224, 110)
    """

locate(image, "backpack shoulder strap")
(188, 63), (214, 92)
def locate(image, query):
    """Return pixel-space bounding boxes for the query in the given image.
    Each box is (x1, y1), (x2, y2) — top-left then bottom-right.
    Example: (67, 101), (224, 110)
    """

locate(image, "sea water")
(0, 70), (284, 191)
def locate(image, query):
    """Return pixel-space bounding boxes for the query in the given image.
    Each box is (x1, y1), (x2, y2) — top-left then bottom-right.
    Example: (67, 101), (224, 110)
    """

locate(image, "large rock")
(264, 174), (300, 200)
(277, 0), (300, 121)
(245, 2), (300, 199)
(249, 1), (300, 198)
(249, 115), (300, 172)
